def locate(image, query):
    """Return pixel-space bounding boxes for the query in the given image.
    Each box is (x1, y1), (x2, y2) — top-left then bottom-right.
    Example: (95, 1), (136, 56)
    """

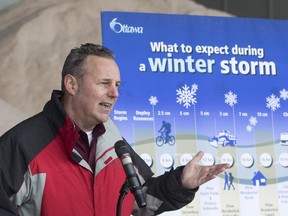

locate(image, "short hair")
(61, 43), (115, 91)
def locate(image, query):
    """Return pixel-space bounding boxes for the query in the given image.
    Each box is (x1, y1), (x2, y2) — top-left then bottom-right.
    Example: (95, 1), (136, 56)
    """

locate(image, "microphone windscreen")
(114, 140), (129, 157)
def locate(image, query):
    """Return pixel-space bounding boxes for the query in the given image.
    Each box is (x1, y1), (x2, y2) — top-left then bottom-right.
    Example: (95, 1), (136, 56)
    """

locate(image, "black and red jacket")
(0, 90), (197, 216)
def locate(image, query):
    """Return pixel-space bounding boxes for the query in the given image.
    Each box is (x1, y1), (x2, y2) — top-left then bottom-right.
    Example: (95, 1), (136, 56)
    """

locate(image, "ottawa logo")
(109, 18), (144, 34)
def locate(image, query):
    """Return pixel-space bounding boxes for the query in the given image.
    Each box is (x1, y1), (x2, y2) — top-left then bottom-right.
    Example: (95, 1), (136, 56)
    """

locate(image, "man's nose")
(108, 85), (119, 98)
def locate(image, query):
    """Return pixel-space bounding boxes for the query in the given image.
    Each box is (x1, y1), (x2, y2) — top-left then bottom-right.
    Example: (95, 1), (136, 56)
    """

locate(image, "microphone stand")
(116, 179), (130, 216)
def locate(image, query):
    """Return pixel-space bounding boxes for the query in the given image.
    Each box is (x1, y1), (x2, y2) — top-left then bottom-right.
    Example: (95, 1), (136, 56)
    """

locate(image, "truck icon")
(280, 132), (288, 146)
(209, 130), (236, 148)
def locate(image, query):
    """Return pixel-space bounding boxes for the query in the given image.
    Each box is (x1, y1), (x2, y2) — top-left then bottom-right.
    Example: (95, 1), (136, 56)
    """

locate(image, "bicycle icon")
(156, 131), (176, 147)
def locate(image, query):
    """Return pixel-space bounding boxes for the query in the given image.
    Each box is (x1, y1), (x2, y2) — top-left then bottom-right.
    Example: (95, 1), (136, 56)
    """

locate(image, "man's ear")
(63, 74), (78, 95)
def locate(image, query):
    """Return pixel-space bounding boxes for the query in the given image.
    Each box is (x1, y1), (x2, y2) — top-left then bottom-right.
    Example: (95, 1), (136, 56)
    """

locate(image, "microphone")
(114, 140), (147, 208)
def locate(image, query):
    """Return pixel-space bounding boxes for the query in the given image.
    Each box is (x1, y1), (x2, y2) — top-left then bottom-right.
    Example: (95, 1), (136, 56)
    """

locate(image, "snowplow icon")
(280, 132), (288, 146)
(209, 130), (236, 148)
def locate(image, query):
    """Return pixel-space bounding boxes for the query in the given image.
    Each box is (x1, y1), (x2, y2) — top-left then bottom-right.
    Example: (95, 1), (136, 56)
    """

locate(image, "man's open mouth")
(100, 102), (112, 108)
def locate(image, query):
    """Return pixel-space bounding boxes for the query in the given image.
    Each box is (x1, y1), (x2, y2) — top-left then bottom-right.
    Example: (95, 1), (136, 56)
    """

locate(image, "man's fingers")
(209, 163), (230, 176)
(191, 151), (204, 164)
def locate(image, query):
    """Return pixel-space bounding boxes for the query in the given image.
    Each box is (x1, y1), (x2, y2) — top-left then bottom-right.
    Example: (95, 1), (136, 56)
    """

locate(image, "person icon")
(229, 172), (235, 190)
(224, 171), (229, 190)
(158, 121), (171, 143)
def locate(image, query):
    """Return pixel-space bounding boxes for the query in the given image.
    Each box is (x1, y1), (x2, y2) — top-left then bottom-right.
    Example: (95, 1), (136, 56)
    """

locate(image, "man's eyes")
(100, 81), (109, 85)
(116, 82), (121, 88)
(99, 81), (121, 88)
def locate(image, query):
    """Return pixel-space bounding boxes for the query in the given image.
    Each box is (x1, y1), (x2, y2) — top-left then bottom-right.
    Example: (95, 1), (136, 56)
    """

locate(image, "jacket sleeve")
(0, 133), (21, 215)
(0, 167), (18, 216)
(0, 208), (17, 216)
(0, 124), (34, 216)
(128, 144), (198, 215)
(142, 167), (198, 215)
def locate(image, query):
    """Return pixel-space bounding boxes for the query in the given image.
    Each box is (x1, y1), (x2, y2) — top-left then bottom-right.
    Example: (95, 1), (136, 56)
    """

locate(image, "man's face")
(72, 55), (120, 131)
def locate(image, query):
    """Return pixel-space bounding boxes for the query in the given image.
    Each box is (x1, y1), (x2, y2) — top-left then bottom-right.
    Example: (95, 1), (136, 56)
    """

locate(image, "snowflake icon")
(246, 125), (253, 132)
(225, 91), (237, 107)
(266, 94), (280, 111)
(176, 84), (198, 109)
(246, 116), (257, 133)
(249, 116), (258, 126)
(149, 96), (158, 106)
(280, 88), (288, 100)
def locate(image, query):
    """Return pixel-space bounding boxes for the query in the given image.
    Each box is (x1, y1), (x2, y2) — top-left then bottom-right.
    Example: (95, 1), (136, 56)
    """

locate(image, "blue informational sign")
(102, 12), (288, 215)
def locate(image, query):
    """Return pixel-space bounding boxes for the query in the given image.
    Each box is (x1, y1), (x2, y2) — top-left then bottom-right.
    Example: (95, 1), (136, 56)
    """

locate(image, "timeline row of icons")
(140, 152), (288, 169)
